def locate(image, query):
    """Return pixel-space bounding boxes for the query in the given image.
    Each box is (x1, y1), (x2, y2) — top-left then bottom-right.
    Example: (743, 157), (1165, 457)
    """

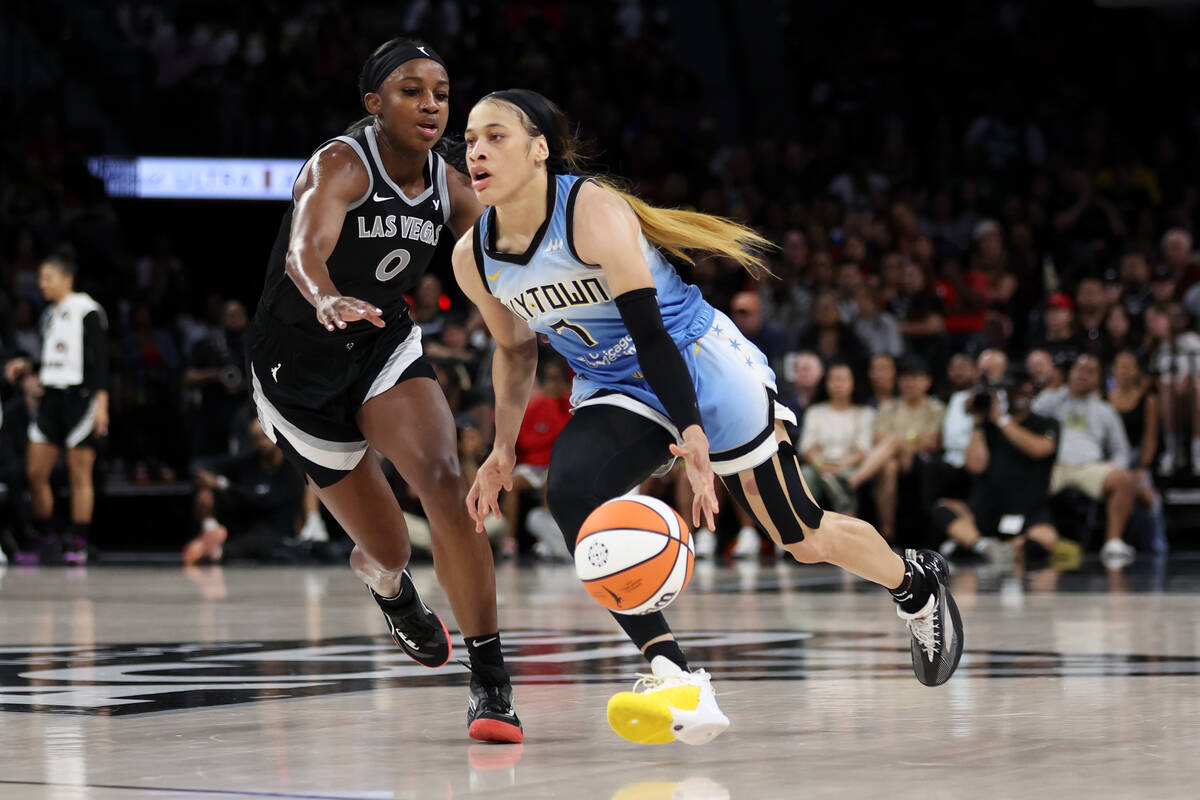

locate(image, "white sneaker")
(298, 510), (329, 543)
(732, 526), (760, 559)
(694, 527), (717, 560)
(526, 507), (571, 562)
(975, 537), (1012, 562)
(1100, 538), (1136, 566)
(606, 655), (729, 745)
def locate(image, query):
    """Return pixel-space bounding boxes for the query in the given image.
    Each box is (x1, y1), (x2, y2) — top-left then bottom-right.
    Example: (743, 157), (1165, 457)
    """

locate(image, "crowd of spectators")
(1, 1), (1198, 564)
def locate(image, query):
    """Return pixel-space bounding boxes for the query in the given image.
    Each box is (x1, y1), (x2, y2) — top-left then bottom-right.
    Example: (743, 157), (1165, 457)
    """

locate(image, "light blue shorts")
(572, 310), (796, 475)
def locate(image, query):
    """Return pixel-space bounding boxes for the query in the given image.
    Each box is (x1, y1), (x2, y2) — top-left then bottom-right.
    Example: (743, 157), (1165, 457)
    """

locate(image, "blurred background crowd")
(1, 0), (1198, 566)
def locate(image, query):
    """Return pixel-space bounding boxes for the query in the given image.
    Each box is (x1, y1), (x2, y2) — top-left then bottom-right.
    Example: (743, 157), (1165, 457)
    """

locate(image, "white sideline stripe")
(573, 394), (794, 476)
(65, 394), (99, 448)
(250, 366), (367, 472)
(363, 325), (424, 403)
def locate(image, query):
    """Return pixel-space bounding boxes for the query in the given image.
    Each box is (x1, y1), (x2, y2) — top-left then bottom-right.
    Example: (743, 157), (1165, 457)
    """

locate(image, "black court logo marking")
(0, 630), (1197, 716)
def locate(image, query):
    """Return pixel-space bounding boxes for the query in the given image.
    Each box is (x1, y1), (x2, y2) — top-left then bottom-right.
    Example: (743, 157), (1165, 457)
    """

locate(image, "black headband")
(361, 43), (446, 105)
(484, 89), (568, 173)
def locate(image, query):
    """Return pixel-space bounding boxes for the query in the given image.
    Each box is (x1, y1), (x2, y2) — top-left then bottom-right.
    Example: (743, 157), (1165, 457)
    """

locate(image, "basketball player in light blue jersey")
(452, 89), (965, 746)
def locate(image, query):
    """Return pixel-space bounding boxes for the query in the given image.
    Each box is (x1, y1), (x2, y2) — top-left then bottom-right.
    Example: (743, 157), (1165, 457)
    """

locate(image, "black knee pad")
(931, 503), (959, 537)
(746, 441), (824, 546)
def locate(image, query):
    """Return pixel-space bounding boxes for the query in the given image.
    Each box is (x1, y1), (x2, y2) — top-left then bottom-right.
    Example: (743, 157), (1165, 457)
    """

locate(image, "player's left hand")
(670, 426), (718, 530)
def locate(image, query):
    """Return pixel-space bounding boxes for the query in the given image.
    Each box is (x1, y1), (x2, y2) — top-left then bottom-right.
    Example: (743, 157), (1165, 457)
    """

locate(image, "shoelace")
(632, 668), (710, 694)
(392, 605), (436, 647)
(907, 609), (941, 662)
(477, 683), (513, 713)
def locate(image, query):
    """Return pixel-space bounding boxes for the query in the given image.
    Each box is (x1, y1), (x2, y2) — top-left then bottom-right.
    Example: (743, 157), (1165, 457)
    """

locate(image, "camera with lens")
(219, 364), (244, 390)
(968, 377), (996, 416)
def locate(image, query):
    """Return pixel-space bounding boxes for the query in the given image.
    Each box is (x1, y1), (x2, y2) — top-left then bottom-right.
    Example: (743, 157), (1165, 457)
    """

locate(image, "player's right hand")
(315, 295), (385, 331)
(467, 445), (515, 533)
(670, 425), (718, 530)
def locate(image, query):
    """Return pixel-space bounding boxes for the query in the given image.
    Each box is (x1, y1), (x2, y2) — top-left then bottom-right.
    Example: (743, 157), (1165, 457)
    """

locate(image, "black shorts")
(971, 503), (1055, 539)
(245, 311), (435, 488)
(29, 387), (100, 449)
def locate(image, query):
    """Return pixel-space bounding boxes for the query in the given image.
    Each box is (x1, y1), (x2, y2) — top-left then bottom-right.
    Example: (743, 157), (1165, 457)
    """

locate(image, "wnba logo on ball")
(574, 495), (695, 615)
(586, 542), (609, 568)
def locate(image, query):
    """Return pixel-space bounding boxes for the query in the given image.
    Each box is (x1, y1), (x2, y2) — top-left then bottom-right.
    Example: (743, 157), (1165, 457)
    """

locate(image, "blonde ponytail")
(475, 89), (774, 277)
(592, 177), (774, 278)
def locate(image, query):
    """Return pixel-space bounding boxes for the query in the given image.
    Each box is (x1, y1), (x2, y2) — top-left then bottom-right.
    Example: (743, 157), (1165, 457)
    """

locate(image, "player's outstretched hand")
(467, 445), (515, 533)
(315, 295), (385, 331)
(669, 426), (718, 530)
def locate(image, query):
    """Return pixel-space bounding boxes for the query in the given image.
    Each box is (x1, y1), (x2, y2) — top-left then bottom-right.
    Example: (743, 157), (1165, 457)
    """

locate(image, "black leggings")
(545, 404), (677, 651)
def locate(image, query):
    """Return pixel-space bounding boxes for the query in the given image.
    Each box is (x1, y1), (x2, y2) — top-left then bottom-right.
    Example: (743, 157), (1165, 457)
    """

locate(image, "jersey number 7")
(549, 318), (597, 347)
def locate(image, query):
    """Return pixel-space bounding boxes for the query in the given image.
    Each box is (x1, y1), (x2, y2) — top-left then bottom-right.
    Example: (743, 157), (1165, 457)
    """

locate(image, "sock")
(889, 555), (933, 615)
(465, 632), (509, 686)
(644, 639), (689, 671)
(32, 517), (55, 545)
(372, 569), (416, 610)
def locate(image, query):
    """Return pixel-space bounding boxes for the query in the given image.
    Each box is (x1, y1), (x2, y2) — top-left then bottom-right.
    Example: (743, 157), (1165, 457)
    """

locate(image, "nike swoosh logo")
(472, 636), (498, 647)
(373, 192), (393, 202)
(487, 269), (505, 281)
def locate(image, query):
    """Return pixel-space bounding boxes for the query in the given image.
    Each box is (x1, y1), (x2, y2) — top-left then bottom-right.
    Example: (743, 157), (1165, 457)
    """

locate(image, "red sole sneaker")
(468, 718), (524, 743)
(389, 612), (452, 668)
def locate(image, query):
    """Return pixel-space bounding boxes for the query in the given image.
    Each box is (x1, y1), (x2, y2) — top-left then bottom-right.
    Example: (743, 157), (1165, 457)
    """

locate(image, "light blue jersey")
(476, 175), (712, 382)
(472, 174), (794, 474)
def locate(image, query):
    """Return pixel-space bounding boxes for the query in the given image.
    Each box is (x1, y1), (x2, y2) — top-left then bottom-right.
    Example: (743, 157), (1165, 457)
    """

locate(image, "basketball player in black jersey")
(4, 247), (108, 566)
(244, 38), (521, 743)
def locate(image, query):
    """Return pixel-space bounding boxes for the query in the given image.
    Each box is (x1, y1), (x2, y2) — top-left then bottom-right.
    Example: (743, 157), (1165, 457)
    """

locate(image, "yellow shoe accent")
(607, 686), (700, 744)
(611, 782), (678, 800)
(1050, 538), (1083, 571)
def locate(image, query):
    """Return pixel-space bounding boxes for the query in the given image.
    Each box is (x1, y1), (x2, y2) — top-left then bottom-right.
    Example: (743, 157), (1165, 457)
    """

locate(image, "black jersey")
(259, 125), (453, 335)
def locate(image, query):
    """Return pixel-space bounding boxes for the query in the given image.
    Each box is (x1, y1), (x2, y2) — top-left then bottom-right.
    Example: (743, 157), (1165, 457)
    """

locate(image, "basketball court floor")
(1, 555), (1198, 799)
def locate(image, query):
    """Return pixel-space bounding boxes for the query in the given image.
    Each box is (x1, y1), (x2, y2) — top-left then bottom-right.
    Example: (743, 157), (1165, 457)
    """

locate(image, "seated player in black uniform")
(243, 38), (520, 742)
(3, 247), (108, 565)
(182, 419), (306, 564)
(934, 369), (1064, 564)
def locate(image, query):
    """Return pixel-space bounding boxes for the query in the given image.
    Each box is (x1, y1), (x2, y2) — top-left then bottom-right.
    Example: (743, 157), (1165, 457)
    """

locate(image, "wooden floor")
(1, 555), (1198, 799)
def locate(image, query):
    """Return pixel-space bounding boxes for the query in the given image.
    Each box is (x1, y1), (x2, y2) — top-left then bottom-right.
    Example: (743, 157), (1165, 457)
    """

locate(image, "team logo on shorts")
(0, 630), (1194, 716)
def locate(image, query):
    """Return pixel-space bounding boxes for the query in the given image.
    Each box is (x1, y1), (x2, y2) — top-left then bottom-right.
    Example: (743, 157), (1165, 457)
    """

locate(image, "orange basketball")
(574, 494), (694, 615)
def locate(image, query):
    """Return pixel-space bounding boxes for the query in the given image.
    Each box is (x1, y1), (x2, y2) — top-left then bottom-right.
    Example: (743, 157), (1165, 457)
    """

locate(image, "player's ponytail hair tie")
(484, 89), (576, 173)
(359, 38), (446, 107)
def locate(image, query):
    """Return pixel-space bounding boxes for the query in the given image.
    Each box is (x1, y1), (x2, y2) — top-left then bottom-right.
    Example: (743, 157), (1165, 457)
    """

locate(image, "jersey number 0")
(375, 248), (412, 282)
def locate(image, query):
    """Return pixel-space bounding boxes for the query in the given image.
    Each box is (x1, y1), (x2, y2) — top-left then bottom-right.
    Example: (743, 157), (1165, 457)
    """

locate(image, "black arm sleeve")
(82, 310), (109, 392)
(615, 287), (703, 432)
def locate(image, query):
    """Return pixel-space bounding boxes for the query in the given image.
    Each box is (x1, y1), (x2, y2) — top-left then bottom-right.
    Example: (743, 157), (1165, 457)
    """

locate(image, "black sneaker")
(467, 678), (523, 743)
(370, 570), (451, 668)
(61, 537), (89, 566)
(896, 548), (964, 687)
